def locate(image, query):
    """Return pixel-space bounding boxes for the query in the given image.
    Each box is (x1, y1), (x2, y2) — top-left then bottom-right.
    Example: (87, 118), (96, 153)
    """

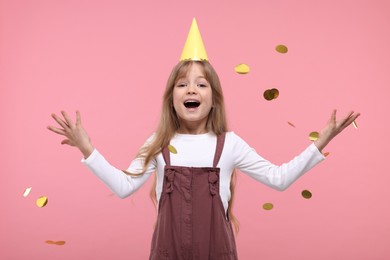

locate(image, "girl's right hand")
(47, 111), (94, 158)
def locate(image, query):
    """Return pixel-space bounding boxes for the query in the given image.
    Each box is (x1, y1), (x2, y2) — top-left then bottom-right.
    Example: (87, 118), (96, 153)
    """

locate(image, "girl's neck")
(176, 125), (208, 135)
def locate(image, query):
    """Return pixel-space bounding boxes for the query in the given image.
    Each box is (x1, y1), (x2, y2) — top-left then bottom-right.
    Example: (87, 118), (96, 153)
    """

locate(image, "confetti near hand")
(352, 120), (358, 129)
(23, 187), (32, 197)
(36, 196), (48, 207)
(234, 64), (250, 74)
(45, 240), (66, 245)
(275, 44), (288, 53)
(262, 203), (274, 210)
(309, 131), (319, 141)
(301, 190), (312, 199)
(287, 122), (296, 128)
(168, 144), (177, 154)
(263, 88), (279, 101)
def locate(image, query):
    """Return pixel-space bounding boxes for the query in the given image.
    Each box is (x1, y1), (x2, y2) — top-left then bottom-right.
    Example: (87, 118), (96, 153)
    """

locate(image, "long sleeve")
(81, 149), (156, 199)
(230, 133), (325, 191)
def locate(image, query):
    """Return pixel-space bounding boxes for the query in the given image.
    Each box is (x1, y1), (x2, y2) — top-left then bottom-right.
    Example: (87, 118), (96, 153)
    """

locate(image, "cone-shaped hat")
(180, 18), (209, 61)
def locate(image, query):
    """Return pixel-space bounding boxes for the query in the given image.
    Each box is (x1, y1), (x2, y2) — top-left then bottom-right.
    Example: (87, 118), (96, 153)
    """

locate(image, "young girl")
(48, 21), (360, 260)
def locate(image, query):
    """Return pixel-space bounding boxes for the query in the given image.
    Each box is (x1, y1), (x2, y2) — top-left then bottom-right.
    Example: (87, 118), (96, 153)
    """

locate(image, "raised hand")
(47, 111), (94, 158)
(314, 109), (360, 152)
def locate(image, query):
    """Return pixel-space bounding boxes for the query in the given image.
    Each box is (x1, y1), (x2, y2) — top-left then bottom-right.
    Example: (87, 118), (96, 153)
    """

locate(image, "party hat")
(180, 18), (209, 61)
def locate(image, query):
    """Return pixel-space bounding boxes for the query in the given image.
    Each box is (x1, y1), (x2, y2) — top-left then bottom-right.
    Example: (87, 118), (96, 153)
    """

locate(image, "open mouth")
(184, 100), (200, 108)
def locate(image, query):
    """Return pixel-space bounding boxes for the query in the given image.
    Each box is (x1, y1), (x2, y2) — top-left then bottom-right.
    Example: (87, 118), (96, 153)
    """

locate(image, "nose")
(187, 84), (197, 94)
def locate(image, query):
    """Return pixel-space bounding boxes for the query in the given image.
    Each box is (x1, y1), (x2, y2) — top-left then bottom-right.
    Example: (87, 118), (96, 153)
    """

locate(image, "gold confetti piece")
(309, 131), (319, 141)
(36, 196), (48, 208)
(287, 122), (296, 127)
(23, 187), (32, 197)
(275, 44), (288, 54)
(263, 88), (280, 101)
(234, 63), (250, 74)
(352, 120), (358, 129)
(270, 88), (279, 99)
(168, 144), (177, 154)
(45, 240), (66, 245)
(263, 89), (273, 101)
(262, 203), (274, 210)
(301, 190), (312, 199)
(323, 152), (330, 157)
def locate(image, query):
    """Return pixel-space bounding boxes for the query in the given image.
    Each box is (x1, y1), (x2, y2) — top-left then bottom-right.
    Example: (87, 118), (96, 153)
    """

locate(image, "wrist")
(79, 142), (94, 159)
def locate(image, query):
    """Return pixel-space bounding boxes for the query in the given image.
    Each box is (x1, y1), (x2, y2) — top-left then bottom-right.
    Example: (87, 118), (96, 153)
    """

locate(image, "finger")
(51, 113), (69, 129)
(329, 109), (337, 123)
(340, 111), (355, 126)
(61, 111), (75, 128)
(339, 112), (360, 131)
(61, 139), (73, 146)
(344, 112), (360, 127)
(47, 125), (67, 136)
(76, 110), (81, 126)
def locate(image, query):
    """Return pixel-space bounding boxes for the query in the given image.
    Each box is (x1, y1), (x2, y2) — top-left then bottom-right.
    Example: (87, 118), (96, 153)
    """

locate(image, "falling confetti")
(275, 44), (288, 54)
(234, 63), (250, 74)
(36, 196), (48, 208)
(168, 144), (177, 154)
(323, 152), (330, 157)
(309, 131), (319, 141)
(262, 203), (274, 210)
(287, 122), (296, 128)
(23, 187), (32, 197)
(263, 88), (279, 101)
(352, 120), (358, 129)
(45, 240), (66, 245)
(301, 190), (312, 199)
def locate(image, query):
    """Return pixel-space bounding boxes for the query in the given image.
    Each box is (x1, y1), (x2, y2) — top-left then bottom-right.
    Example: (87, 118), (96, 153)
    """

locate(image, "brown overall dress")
(149, 133), (238, 260)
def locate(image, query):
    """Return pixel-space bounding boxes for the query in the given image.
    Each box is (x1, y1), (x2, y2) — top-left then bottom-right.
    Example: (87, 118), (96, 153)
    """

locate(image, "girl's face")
(173, 63), (213, 134)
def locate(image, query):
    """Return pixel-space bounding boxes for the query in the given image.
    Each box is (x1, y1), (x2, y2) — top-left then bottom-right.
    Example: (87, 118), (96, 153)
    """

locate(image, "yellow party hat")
(180, 18), (209, 61)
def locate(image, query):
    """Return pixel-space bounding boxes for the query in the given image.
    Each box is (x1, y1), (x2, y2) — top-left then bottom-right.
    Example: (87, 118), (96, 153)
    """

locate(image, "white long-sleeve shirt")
(82, 132), (325, 212)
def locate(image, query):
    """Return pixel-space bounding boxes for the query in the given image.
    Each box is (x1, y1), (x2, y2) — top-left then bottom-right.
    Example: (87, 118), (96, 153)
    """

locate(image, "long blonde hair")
(137, 60), (239, 233)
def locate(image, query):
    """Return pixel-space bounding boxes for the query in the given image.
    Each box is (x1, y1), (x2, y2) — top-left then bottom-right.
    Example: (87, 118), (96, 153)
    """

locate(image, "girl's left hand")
(314, 110), (360, 152)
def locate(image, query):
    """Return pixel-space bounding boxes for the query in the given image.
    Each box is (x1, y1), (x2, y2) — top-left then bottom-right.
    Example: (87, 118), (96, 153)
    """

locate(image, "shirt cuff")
(309, 142), (326, 160)
(81, 149), (99, 165)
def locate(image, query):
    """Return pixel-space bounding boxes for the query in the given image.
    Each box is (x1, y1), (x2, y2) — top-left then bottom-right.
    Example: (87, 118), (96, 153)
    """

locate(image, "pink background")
(1, 0), (389, 259)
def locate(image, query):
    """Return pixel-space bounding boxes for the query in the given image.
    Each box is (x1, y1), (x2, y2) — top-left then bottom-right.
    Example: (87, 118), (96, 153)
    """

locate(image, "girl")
(48, 60), (359, 259)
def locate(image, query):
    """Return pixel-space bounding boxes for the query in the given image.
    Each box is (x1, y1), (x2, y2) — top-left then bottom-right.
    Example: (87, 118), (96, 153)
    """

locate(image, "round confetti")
(270, 88), (279, 99)
(168, 144), (177, 154)
(23, 187), (32, 197)
(301, 190), (312, 199)
(36, 196), (48, 208)
(262, 203), (274, 210)
(263, 90), (273, 101)
(263, 88), (280, 101)
(275, 44), (288, 53)
(323, 152), (330, 157)
(234, 63), (250, 74)
(309, 131), (319, 141)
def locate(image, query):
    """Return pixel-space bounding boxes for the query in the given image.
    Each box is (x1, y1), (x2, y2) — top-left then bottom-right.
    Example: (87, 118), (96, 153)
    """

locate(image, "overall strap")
(213, 132), (226, 168)
(162, 146), (171, 166)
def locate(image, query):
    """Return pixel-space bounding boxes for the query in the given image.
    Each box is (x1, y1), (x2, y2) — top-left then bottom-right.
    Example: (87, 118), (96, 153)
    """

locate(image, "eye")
(176, 83), (187, 88)
(197, 83), (208, 88)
